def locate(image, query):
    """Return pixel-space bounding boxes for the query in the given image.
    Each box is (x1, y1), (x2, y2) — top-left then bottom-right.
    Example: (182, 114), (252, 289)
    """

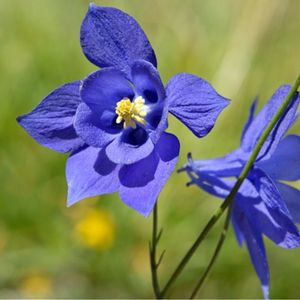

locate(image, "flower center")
(115, 96), (147, 129)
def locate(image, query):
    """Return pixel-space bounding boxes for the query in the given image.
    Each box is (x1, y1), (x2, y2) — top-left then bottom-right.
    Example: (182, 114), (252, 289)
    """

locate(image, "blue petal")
(185, 157), (300, 248)
(74, 103), (122, 148)
(80, 4), (157, 75)
(66, 145), (121, 206)
(131, 60), (165, 104)
(186, 149), (244, 177)
(131, 60), (168, 142)
(148, 103), (169, 144)
(275, 182), (300, 223)
(166, 73), (229, 138)
(250, 168), (293, 217)
(241, 85), (300, 159)
(105, 127), (154, 164)
(17, 81), (84, 153)
(241, 98), (258, 144)
(119, 132), (179, 216)
(80, 68), (134, 112)
(236, 207), (270, 299)
(237, 174), (300, 249)
(231, 204), (245, 246)
(184, 161), (234, 198)
(182, 150), (244, 199)
(191, 176), (232, 198)
(192, 173), (300, 249)
(257, 135), (300, 181)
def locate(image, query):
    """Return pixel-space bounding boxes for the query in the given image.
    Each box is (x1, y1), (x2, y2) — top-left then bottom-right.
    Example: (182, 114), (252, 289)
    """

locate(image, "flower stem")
(149, 202), (162, 299)
(161, 74), (300, 298)
(189, 205), (232, 299)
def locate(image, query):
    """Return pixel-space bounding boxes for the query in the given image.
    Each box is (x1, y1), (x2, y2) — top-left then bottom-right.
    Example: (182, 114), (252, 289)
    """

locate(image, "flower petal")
(17, 81), (84, 153)
(188, 172), (270, 298)
(235, 206), (269, 300)
(196, 172), (300, 248)
(166, 73), (229, 138)
(241, 85), (300, 159)
(148, 103), (169, 144)
(66, 146), (121, 206)
(275, 182), (300, 223)
(74, 103), (122, 148)
(189, 173), (233, 199)
(250, 168), (292, 217)
(183, 153), (237, 198)
(237, 174), (300, 249)
(131, 60), (168, 142)
(241, 98), (258, 144)
(119, 132), (179, 216)
(185, 149), (244, 178)
(80, 4), (157, 75)
(231, 207), (244, 247)
(185, 157), (300, 249)
(257, 135), (300, 181)
(105, 127), (154, 164)
(80, 68), (134, 112)
(131, 60), (165, 104)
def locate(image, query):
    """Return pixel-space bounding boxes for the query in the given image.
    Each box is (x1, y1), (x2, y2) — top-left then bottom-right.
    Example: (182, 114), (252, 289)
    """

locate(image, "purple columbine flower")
(17, 4), (228, 216)
(182, 85), (300, 298)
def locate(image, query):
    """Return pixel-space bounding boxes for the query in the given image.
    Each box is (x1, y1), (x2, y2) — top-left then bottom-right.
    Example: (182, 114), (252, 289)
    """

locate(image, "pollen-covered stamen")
(115, 96), (147, 129)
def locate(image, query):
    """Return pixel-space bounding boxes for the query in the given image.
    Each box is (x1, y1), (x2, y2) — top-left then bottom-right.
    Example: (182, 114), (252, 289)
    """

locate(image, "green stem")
(161, 74), (300, 298)
(189, 205), (232, 299)
(149, 202), (162, 299)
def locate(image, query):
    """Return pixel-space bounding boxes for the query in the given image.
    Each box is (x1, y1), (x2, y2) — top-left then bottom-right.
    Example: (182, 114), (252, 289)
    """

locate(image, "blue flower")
(183, 85), (300, 298)
(17, 4), (228, 216)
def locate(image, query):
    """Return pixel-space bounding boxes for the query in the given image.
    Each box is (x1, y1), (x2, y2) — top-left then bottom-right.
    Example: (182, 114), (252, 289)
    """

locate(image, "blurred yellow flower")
(20, 273), (52, 298)
(75, 208), (115, 249)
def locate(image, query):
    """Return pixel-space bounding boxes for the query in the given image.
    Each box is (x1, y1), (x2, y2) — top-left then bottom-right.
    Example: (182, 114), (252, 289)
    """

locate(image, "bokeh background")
(1, 0), (300, 298)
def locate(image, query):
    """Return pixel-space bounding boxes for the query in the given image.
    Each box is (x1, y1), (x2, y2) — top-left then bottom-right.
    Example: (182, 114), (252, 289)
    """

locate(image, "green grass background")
(1, 0), (300, 298)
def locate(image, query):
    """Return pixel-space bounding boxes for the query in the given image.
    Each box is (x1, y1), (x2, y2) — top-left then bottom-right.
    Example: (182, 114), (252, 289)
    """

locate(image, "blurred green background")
(1, 0), (300, 298)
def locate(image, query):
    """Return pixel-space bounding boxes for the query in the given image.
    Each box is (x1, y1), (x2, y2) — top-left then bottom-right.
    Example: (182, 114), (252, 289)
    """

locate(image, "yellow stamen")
(115, 96), (147, 129)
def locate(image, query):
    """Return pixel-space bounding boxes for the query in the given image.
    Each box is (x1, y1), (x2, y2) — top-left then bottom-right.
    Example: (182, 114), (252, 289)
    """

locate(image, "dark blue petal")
(250, 168), (292, 217)
(17, 81), (84, 153)
(237, 175), (300, 249)
(131, 60), (165, 104)
(241, 85), (300, 159)
(166, 73), (229, 138)
(80, 4), (157, 75)
(66, 145), (121, 206)
(147, 103), (168, 143)
(119, 132), (179, 216)
(275, 182), (300, 223)
(131, 60), (168, 142)
(74, 103), (121, 148)
(257, 135), (300, 181)
(241, 98), (258, 144)
(105, 127), (154, 164)
(80, 68), (133, 112)
(235, 206), (269, 299)
(231, 204), (245, 247)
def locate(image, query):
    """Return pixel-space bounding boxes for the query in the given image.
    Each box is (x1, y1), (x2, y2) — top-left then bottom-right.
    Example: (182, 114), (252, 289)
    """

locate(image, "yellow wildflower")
(75, 208), (115, 249)
(20, 273), (52, 298)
